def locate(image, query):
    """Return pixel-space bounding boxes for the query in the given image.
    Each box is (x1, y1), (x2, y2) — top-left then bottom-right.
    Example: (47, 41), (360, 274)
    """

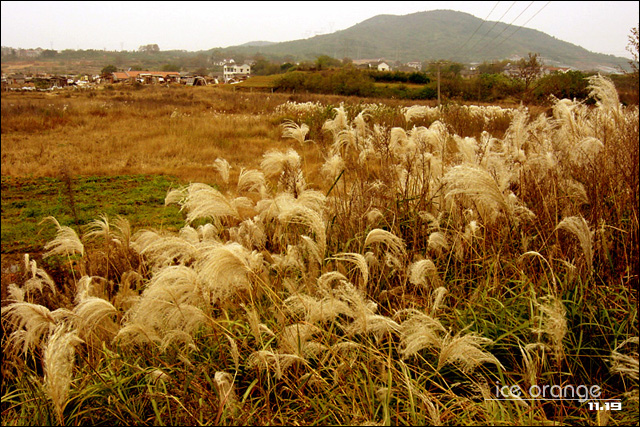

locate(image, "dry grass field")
(1, 80), (638, 426)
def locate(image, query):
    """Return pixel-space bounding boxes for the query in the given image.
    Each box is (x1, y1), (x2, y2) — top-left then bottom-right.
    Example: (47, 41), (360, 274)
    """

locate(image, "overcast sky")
(1, 1), (638, 59)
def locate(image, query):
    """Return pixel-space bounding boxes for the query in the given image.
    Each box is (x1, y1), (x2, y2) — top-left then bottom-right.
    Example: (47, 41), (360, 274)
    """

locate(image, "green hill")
(221, 10), (631, 71)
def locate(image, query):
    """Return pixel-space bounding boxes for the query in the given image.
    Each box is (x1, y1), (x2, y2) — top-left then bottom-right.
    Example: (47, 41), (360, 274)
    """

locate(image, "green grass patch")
(236, 75), (279, 88)
(1, 174), (185, 254)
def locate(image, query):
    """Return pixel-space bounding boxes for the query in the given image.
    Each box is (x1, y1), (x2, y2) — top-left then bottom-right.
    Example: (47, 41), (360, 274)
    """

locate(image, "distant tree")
(138, 44), (160, 53)
(626, 26), (638, 75)
(280, 62), (295, 72)
(425, 61), (463, 78)
(162, 63), (181, 72)
(408, 72), (430, 84)
(477, 60), (509, 75)
(517, 52), (543, 91)
(533, 70), (589, 102)
(252, 58), (281, 75)
(315, 55), (342, 70)
(40, 49), (57, 58)
(100, 64), (118, 76)
(194, 67), (208, 76)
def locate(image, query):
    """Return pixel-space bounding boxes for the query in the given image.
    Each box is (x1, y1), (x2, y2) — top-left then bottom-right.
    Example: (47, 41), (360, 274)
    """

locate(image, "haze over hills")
(223, 10), (631, 71)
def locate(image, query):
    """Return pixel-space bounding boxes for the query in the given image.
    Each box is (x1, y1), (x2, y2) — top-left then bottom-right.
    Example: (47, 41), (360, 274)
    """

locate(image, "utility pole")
(437, 61), (441, 107)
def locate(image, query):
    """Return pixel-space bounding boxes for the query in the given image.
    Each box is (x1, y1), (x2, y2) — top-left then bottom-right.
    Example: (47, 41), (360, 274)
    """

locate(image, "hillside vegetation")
(225, 10), (631, 70)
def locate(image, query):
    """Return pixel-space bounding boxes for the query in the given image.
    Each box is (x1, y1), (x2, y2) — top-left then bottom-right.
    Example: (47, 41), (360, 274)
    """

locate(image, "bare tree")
(626, 26), (639, 76)
(517, 52), (543, 92)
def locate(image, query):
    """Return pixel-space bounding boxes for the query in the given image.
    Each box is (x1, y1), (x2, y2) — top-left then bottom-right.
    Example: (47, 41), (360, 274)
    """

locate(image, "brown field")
(1, 85), (413, 186)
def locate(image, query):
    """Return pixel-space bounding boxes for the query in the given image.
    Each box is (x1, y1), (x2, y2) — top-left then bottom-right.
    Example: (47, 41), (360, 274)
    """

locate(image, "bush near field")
(271, 67), (639, 105)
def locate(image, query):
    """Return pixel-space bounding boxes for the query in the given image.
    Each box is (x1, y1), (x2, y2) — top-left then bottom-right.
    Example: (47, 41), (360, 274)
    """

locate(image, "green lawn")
(1, 174), (185, 254)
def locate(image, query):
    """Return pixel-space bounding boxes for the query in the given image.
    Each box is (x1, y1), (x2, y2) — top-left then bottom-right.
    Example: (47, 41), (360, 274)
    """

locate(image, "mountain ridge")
(221, 10), (631, 71)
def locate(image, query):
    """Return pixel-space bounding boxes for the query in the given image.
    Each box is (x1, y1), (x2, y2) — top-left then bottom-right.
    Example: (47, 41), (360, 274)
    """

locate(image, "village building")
(223, 63), (251, 83)
(352, 58), (393, 71)
(110, 70), (181, 84)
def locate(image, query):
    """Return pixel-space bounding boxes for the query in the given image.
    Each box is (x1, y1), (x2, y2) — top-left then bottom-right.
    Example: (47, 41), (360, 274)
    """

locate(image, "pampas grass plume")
(43, 324), (84, 424)
(42, 216), (84, 258)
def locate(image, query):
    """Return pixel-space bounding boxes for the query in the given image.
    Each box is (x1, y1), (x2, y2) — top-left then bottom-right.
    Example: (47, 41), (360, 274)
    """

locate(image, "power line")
(454, 1), (501, 59)
(464, 1), (518, 55)
(491, 1), (552, 51)
(475, 1), (536, 56)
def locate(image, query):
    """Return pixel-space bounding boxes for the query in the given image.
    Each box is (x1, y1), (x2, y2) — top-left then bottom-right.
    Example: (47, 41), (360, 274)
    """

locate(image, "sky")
(1, 1), (638, 59)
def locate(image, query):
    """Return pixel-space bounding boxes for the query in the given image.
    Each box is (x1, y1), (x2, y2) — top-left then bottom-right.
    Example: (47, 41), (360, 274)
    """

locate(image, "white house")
(377, 62), (390, 72)
(223, 63), (251, 83)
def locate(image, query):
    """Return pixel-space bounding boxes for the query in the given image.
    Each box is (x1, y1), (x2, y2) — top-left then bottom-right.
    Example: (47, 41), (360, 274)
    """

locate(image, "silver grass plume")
(336, 282), (400, 339)
(427, 231), (449, 256)
(402, 105), (430, 123)
(570, 136), (604, 166)
(502, 107), (529, 163)
(147, 368), (170, 385)
(237, 168), (267, 196)
(519, 343), (541, 389)
(329, 252), (369, 287)
(225, 334), (241, 371)
(332, 128), (359, 156)
(398, 309), (447, 359)
(7, 283), (25, 303)
(247, 349), (306, 379)
(430, 286), (448, 316)
(389, 127), (410, 158)
(587, 74), (620, 113)
(72, 296), (118, 342)
(365, 208), (384, 227)
(609, 337), (639, 381)
(279, 323), (326, 358)
(213, 371), (238, 413)
(437, 328), (504, 374)
(2, 302), (70, 355)
(116, 265), (207, 346)
(556, 215), (594, 272)
(196, 242), (264, 304)
(443, 164), (509, 218)
(276, 197), (327, 255)
(281, 120), (310, 145)
(321, 153), (345, 182)
(23, 255), (56, 295)
(232, 218), (267, 250)
(453, 135), (479, 164)
(212, 158), (231, 184)
(132, 229), (203, 268)
(408, 259), (442, 289)
(43, 323), (84, 424)
(173, 183), (240, 226)
(296, 189), (327, 213)
(261, 148), (306, 195)
(353, 109), (372, 139)
(317, 271), (349, 292)
(322, 104), (349, 138)
(83, 214), (114, 244)
(531, 295), (567, 365)
(42, 216), (84, 258)
(159, 330), (198, 354)
(165, 185), (188, 206)
(364, 229), (406, 270)
(284, 292), (351, 324)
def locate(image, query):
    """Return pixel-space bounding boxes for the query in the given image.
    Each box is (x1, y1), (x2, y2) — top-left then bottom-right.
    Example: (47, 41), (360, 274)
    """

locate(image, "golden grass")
(0, 86), (313, 183)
